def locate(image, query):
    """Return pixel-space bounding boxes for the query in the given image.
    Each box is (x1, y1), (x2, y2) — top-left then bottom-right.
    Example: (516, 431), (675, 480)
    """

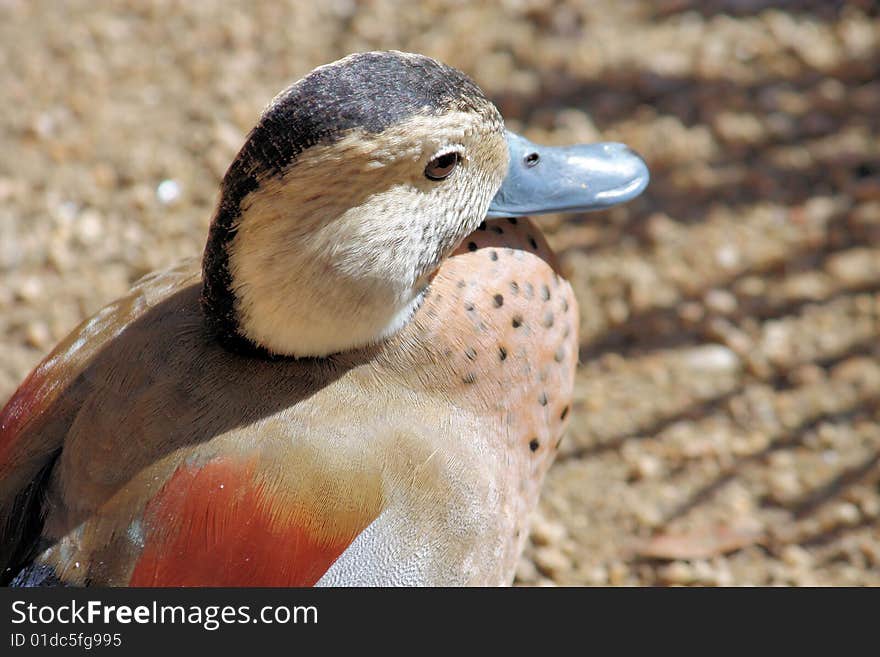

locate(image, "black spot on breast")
(510, 281), (519, 295)
(467, 241), (478, 252)
(543, 312), (554, 328)
(538, 392), (548, 406)
(541, 284), (551, 301)
(464, 347), (477, 361)
(464, 302), (475, 311)
(529, 438), (540, 452)
(524, 282), (534, 299)
(462, 373), (477, 385)
(512, 315), (523, 328)
(499, 346), (508, 361)
(560, 405), (569, 420)
(554, 347), (565, 363)
(493, 294), (504, 308)
(489, 250), (498, 261)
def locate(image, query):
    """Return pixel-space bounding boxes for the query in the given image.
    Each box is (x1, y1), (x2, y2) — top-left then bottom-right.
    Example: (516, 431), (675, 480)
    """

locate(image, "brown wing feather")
(0, 261), (200, 581)
(3, 258), (383, 585)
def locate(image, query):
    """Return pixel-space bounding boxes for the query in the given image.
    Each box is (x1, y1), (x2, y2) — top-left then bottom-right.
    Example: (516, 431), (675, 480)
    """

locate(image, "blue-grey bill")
(486, 130), (650, 218)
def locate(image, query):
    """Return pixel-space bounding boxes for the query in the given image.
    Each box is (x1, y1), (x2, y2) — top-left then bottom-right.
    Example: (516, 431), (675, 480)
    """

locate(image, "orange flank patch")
(0, 364), (54, 468)
(130, 457), (365, 587)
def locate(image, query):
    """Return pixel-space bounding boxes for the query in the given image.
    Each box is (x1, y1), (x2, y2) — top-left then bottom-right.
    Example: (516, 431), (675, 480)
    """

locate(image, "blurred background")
(1, 0), (878, 585)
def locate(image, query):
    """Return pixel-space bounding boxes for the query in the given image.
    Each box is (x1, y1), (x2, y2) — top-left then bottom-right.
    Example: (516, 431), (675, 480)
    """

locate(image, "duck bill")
(486, 130), (650, 218)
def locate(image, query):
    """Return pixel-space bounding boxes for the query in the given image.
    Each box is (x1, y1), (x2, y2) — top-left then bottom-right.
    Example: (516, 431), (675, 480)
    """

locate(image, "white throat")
(227, 185), (447, 357)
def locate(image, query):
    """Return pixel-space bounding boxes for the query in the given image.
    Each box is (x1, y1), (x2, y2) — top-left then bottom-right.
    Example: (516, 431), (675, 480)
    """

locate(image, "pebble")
(780, 545), (813, 569)
(826, 249), (879, 286)
(714, 112), (764, 145)
(17, 276), (44, 303)
(860, 496), (880, 519)
(860, 540), (880, 568)
(820, 450), (838, 465)
(75, 210), (104, 245)
(530, 515), (568, 547)
(582, 564), (609, 586)
(715, 245), (741, 269)
(691, 559), (720, 585)
(607, 561), (629, 586)
(704, 289), (737, 314)
(535, 577), (558, 587)
(25, 321), (51, 349)
(533, 546), (571, 579)
(788, 364), (824, 386)
(156, 179), (182, 205)
(607, 298), (629, 324)
(832, 503), (861, 527)
(803, 196), (839, 225)
(628, 454), (663, 481)
(685, 344), (741, 373)
(679, 301), (704, 324)
(515, 558), (539, 584)
(658, 561), (695, 585)
(768, 470), (801, 500)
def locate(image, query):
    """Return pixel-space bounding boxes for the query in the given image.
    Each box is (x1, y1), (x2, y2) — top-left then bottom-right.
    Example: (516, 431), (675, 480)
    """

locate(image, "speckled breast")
(381, 216), (579, 581)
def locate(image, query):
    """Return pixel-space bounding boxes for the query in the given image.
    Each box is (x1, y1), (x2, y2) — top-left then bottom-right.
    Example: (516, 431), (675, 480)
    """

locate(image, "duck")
(0, 51), (648, 586)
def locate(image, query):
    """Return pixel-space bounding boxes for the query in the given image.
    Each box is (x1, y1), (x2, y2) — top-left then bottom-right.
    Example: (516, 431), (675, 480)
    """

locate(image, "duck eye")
(524, 152), (540, 167)
(425, 152), (460, 181)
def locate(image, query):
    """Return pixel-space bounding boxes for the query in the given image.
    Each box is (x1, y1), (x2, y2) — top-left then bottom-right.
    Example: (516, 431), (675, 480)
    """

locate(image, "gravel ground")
(1, 0), (879, 586)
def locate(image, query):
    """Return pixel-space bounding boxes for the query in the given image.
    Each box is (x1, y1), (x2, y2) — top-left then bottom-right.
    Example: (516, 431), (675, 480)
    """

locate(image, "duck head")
(202, 51), (648, 358)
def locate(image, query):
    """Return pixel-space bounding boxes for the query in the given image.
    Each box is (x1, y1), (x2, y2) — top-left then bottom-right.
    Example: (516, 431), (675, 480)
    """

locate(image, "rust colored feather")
(0, 364), (55, 467)
(129, 456), (368, 587)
